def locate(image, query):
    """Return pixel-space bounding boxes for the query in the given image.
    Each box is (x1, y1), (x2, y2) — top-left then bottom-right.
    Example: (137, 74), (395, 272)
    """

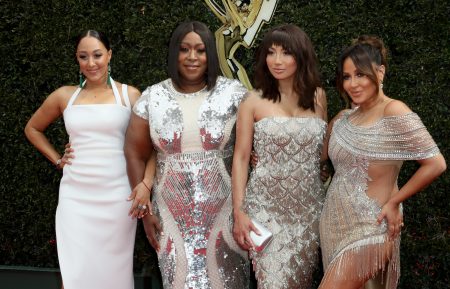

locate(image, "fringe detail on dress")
(322, 235), (400, 289)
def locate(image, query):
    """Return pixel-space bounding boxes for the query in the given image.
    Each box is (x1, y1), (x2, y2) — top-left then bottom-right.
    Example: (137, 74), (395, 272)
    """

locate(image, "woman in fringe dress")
(318, 36), (446, 289)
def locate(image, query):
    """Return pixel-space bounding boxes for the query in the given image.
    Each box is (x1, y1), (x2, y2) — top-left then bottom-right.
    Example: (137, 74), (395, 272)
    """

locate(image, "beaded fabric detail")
(245, 116), (327, 289)
(320, 109), (440, 289)
(133, 76), (249, 289)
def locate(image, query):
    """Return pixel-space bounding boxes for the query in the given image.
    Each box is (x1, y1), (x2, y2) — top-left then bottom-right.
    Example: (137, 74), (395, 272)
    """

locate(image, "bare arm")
(124, 112), (163, 250)
(24, 87), (71, 167)
(122, 85), (154, 219)
(315, 88), (331, 182)
(377, 100), (447, 238)
(125, 113), (152, 186)
(124, 113), (152, 212)
(232, 93), (259, 250)
(315, 87), (328, 123)
(126, 85), (141, 107)
(127, 150), (157, 218)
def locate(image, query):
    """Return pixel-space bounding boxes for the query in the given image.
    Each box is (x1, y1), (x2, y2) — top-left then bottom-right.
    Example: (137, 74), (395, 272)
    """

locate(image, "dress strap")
(110, 77), (122, 105)
(66, 83), (85, 107)
(121, 84), (131, 109)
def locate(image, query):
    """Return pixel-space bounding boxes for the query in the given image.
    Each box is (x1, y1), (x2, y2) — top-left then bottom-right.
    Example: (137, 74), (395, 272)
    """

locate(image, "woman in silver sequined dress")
(232, 24), (327, 288)
(124, 21), (249, 289)
(318, 36), (446, 289)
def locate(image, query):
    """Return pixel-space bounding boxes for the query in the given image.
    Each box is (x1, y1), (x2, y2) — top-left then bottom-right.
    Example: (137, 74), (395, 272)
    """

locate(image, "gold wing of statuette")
(205, 0), (280, 88)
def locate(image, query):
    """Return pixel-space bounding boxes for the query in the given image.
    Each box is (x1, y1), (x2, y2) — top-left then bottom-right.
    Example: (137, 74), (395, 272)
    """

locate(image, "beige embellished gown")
(319, 109), (440, 289)
(244, 117), (327, 289)
(133, 76), (249, 289)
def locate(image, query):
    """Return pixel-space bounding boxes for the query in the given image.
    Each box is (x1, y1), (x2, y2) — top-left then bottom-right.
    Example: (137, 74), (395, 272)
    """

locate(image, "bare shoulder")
(53, 85), (78, 96)
(238, 90), (262, 119)
(126, 85), (142, 106)
(241, 89), (262, 105)
(48, 85), (78, 103)
(383, 99), (412, 117)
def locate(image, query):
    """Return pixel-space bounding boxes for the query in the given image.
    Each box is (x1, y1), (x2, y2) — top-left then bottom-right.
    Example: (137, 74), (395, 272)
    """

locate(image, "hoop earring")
(79, 71), (84, 88)
(107, 64), (111, 85)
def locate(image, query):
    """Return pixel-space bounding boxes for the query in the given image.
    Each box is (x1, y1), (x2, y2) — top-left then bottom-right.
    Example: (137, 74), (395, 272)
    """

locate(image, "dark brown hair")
(254, 24), (321, 110)
(168, 21), (219, 90)
(75, 30), (111, 51)
(336, 35), (388, 98)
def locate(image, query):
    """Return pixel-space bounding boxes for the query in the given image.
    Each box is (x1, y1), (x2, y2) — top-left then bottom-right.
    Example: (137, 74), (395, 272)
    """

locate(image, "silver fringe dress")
(133, 77), (249, 289)
(245, 117), (327, 289)
(319, 109), (440, 289)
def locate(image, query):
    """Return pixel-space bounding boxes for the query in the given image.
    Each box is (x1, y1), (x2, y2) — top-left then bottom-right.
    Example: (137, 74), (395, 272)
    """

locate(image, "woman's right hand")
(143, 214), (163, 252)
(60, 143), (74, 167)
(128, 181), (152, 219)
(233, 210), (259, 251)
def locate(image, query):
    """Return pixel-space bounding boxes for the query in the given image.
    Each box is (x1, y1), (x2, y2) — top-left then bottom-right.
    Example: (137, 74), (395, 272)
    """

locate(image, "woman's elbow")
(429, 154), (447, 177)
(436, 154), (447, 175)
(24, 123), (35, 142)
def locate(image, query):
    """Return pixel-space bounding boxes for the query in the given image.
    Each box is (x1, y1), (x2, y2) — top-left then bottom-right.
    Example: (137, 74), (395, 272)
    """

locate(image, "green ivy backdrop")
(0, 0), (448, 288)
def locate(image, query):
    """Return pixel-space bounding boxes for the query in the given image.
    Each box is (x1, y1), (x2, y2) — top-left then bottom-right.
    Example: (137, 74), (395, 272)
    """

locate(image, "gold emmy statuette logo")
(205, 0), (280, 89)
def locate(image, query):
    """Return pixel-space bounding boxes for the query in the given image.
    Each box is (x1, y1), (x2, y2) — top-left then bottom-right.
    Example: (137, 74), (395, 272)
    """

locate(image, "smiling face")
(266, 44), (297, 82)
(76, 36), (111, 84)
(342, 57), (381, 106)
(177, 31), (208, 91)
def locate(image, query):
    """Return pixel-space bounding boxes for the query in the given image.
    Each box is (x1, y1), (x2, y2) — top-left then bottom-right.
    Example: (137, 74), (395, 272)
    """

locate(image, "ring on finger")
(137, 204), (143, 210)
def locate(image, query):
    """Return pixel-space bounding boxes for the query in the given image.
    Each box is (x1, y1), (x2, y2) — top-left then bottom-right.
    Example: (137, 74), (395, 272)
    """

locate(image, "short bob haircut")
(168, 21), (220, 91)
(75, 30), (111, 52)
(336, 35), (387, 99)
(254, 24), (321, 111)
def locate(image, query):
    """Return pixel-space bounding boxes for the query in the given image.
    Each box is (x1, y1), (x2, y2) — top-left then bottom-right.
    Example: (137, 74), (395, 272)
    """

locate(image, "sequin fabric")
(134, 77), (249, 289)
(319, 109), (440, 289)
(244, 117), (327, 289)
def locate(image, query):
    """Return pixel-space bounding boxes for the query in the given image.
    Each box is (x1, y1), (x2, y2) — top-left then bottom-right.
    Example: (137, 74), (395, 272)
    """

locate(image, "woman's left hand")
(376, 201), (403, 240)
(60, 143), (75, 168)
(128, 181), (152, 219)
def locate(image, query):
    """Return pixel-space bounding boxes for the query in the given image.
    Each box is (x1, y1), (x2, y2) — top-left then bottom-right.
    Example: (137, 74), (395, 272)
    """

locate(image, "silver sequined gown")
(319, 109), (440, 289)
(244, 117), (327, 289)
(133, 77), (249, 289)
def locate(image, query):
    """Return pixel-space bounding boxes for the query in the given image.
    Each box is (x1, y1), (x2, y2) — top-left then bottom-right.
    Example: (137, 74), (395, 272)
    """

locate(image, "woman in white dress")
(24, 30), (148, 289)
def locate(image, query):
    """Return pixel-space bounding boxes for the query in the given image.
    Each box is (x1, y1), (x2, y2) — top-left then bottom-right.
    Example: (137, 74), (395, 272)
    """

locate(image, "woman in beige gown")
(232, 24), (327, 289)
(318, 36), (446, 289)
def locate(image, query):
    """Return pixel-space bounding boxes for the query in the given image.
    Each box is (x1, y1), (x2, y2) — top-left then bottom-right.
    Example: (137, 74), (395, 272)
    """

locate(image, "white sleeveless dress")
(56, 81), (137, 289)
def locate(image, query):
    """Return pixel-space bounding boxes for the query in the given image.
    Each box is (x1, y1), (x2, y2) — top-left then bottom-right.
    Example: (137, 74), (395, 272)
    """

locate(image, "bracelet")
(141, 180), (151, 191)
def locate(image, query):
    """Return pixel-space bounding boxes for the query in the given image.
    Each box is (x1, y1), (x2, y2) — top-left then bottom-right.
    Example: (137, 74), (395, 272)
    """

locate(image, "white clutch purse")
(250, 219), (273, 252)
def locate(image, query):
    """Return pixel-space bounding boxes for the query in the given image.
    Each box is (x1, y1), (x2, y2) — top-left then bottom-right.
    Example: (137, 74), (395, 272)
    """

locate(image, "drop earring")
(380, 82), (383, 90)
(79, 71), (84, 88)
(107, 64), (111, 85)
